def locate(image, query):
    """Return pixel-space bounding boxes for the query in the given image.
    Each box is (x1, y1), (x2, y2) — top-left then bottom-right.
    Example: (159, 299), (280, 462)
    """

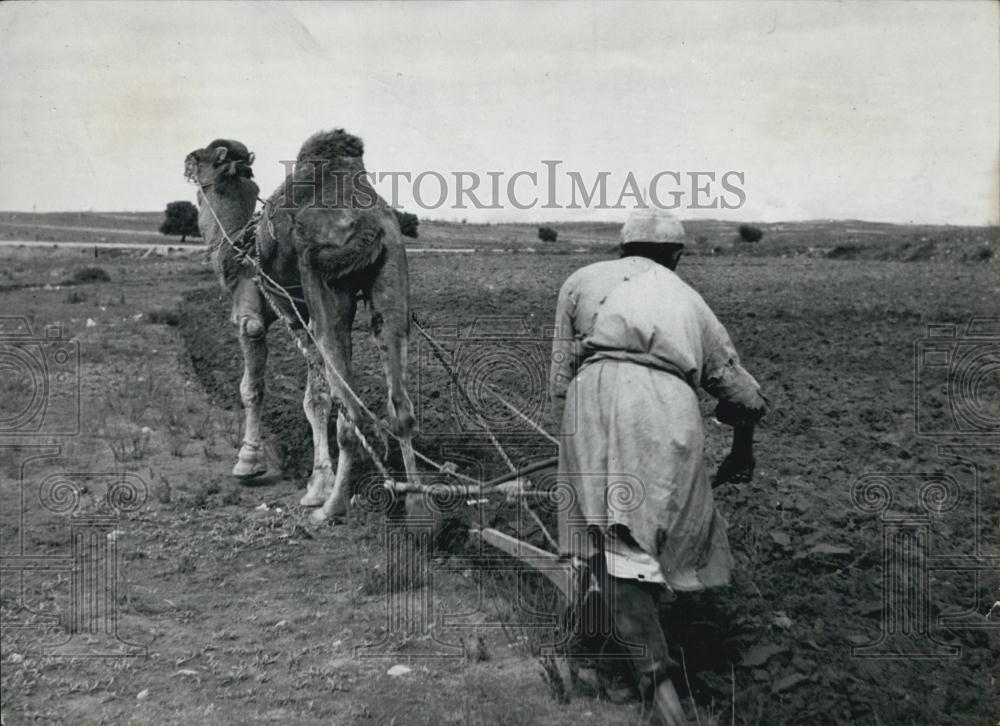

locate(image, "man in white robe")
(549, 208), (766, 725)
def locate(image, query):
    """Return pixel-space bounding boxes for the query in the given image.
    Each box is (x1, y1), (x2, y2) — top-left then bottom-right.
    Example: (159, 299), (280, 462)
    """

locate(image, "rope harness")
(190, 177), (559, 494)
(185, 157), (254, 189)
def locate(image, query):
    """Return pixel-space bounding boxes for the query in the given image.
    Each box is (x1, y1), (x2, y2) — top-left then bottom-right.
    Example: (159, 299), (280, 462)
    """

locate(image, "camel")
(185, 130), (418, 523)
(184, 139), (273, 480)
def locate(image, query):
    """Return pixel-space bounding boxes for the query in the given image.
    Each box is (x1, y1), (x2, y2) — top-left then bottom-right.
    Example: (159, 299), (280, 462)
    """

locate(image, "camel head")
(185, 139), (255, 188)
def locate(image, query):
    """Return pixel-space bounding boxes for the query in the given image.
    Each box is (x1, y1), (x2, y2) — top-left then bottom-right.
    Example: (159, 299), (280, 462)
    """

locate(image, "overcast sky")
(1, 1), (997, 224)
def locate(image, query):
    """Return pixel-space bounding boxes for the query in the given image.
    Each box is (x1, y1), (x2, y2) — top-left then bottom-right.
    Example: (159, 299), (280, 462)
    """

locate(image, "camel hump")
(296, 129), (364, 164)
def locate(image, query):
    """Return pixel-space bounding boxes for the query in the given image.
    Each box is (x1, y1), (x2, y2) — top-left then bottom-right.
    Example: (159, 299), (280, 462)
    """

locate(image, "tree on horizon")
(159, 201), (200, 243)
(394, 209), (419, 239)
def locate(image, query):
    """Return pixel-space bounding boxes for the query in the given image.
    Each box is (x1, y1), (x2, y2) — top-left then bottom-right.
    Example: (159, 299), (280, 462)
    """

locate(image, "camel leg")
(299, 341), (336, 506)
(312, 409), (360, 524)
(368, 263), (418, 484)
(297, 276), (360, 525)
(368, 263), (441, 530)
(232, 315), (268, 479)
(371, 307), (426, 522)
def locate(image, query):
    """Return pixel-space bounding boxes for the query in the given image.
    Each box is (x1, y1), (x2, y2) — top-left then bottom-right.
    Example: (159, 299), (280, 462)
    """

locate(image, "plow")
(198, 172), (582, 565)
(192, 158), (571, 542)
(197, 184), (691, 723)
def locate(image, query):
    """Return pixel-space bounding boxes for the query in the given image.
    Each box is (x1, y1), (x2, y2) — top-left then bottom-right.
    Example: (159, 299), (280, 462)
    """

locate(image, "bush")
(71, 266), (111, 284)
(145, 307), (182, 326)
(159, 200), (201, 243)
(826, 244), (862, 260)
(738, 224), (764, 243)
(538, 226), (558, 243)
(903, 240), (936, 262)
(393, 209), (419, 239)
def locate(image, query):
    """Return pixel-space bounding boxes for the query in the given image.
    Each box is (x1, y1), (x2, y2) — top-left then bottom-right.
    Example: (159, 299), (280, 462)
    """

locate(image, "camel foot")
(309, 506), (347, 526)
(300, 490), (326, 507)
(232, 443), (267, 479)
(300, 467), (336, 507)
(312, 489), (349, 523)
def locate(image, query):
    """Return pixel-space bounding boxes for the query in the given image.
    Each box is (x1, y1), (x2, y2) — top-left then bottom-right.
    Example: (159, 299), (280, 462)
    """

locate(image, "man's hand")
(714, 398), (766, 428)
(714, 422), (756, 487)
(713, 451), (756, 486)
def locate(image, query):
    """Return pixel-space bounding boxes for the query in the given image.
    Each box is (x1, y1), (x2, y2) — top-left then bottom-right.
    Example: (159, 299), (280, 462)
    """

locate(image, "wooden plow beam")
(382, 455), (557, 498)
(471, 527), (577, 599)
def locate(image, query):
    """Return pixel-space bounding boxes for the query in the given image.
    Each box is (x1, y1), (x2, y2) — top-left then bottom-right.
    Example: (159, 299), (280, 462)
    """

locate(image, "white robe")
(550, 256), (765, 591)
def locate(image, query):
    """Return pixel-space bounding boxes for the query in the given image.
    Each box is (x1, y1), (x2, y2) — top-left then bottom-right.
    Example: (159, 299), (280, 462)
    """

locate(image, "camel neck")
(199, 177), (259, 239)
(202, 177), (257, 209)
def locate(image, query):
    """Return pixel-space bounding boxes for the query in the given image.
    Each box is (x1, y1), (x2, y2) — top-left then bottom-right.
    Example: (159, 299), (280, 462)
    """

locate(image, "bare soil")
(1, 218), (998, 725)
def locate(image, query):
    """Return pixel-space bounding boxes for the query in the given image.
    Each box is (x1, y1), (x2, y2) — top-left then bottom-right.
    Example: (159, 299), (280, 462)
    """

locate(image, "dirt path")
(0, 240), (202, 251)
(0, 222), (165, 237)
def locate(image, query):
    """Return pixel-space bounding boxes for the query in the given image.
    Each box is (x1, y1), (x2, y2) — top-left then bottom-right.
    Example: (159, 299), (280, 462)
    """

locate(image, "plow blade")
(472, 527), (576, 599)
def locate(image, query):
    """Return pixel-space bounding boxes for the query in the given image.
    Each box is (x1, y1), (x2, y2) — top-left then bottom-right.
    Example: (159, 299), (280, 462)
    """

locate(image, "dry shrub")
(738, 224), (764, 243)
(145, 307), (182, 326)
(70, 266), (111, 284)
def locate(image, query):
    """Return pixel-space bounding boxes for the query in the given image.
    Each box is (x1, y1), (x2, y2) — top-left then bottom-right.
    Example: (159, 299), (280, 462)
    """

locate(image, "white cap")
(621, 208), (686, 245)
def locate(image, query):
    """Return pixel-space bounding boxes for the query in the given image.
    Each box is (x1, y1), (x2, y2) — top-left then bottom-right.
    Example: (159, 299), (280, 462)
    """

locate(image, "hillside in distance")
(0, 210), (996, 262)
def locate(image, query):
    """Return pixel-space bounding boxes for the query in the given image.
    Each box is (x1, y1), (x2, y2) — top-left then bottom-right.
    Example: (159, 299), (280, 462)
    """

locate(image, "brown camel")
(185, 130), (418, 523)
(184, 139), (273, 481)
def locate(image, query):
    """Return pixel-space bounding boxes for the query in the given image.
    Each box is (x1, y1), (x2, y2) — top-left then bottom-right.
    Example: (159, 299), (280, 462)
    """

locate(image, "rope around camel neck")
(198, 186), (397, 480)
(195, 185), (502, 487)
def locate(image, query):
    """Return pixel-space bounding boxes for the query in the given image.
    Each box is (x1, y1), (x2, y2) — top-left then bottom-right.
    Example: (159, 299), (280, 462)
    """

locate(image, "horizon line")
(1, 209), (998, 230)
